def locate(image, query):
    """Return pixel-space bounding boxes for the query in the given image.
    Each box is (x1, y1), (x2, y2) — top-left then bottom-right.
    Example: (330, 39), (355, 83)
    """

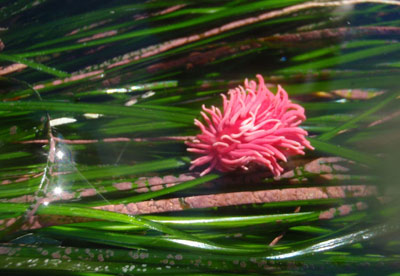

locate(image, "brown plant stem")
(0, 185), (377, 231)
(0, 63), (27, 76)
(78, 0), (400, 74)
(94, 185), (377, 215)
(146, 26), (400, 74)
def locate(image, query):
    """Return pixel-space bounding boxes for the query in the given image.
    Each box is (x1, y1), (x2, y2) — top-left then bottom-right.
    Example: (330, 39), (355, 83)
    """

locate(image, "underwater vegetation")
(0, 0), (400, 275)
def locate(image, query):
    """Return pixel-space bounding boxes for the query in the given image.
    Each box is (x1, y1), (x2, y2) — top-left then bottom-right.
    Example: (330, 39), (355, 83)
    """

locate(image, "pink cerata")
(186, 74), (314, 176)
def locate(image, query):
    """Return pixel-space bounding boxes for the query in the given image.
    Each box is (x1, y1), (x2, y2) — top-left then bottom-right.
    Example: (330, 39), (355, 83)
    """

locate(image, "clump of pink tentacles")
(186, 74), (313, 176)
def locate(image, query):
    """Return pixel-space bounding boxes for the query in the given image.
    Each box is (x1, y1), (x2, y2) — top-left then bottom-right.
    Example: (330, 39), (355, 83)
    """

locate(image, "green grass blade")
(308, 137), (378, 166)
(318, 91), (400, 141)
(0, 53), (70, 77)
(0, 101), (195, 124)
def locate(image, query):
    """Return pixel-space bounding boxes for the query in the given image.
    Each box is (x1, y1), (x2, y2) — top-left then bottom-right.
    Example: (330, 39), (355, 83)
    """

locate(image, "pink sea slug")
(186, 74), (313, 176)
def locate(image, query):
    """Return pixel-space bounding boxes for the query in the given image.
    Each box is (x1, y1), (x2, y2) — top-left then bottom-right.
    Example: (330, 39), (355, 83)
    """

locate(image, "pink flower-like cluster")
(187, 74), (313, 176)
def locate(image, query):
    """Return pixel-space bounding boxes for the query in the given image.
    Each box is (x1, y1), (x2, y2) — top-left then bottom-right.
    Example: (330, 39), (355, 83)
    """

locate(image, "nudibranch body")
(187, 74), (313, 176)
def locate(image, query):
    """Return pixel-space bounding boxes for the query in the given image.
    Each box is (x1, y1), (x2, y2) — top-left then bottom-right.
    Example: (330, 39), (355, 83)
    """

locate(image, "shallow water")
(0, 1), (400, 275)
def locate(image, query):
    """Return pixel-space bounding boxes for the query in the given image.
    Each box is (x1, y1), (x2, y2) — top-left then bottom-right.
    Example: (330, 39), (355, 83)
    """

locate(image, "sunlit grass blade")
(0, 101), (195, 124)
(318, 91), (400, 141)
(0, 53), (70, 78)
(69, 211), (319, 231)
(281, 43), (400, 73)
(308, 137), (378, 166)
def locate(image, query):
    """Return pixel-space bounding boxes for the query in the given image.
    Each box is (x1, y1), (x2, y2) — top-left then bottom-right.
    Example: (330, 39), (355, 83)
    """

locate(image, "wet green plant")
(0, 0), (399, 275)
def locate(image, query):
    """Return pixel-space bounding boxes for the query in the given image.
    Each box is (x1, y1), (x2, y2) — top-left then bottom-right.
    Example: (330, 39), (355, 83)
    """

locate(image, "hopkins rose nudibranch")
(186, 74), (314, 176)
